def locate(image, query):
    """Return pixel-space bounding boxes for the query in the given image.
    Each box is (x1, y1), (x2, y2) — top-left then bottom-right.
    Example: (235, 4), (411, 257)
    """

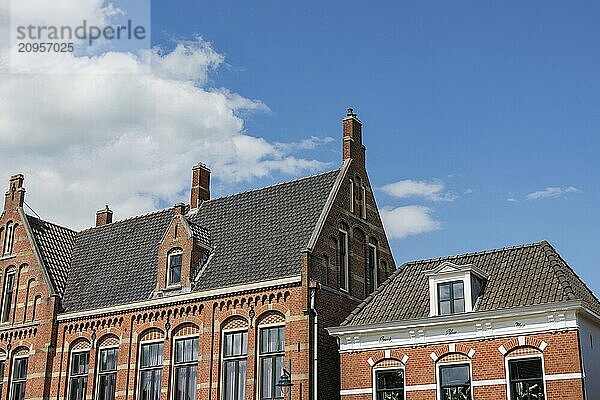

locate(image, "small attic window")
(427, 262), (487, 317)
(168, 251), (183, 286)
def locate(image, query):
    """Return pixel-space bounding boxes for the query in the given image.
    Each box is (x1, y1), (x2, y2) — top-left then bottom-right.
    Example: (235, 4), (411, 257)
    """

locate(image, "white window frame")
(368, 243), (378, 291)
(428, 272), (473, 317)
(96, 345), (119, 400)
(67, 348), (90, 400)
(167, 250), (183, 287)
(504, 353), (547, 400)
(257, 324), (285, 400)
(1, 271), (15, 323)
(9, 354), (28, 400)
(3, 222), (14, 256)
(361, 186), (367, 219)
(221, 328), (249, 400)
(349, 179), (355, 213)
(372, 365), (406, 400)
(436, 360), (473, 400)
(171, 334), (199, 400)
(138, 339), (164, 400)
(338, 229), (349, 292)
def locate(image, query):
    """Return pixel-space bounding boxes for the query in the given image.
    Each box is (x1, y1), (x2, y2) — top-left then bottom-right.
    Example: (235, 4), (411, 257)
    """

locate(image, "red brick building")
(0, 110), (395, 400)
(328, 242), (600, 400)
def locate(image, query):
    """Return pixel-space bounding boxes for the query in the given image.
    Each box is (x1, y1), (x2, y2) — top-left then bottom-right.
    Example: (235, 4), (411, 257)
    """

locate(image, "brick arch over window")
(11, 346), (29, 357)
(172, 322), (199, 337)
(430, 343), (477, 362)
(505, 346), (544, 357)
(70, 338), (91, 351)
(498, 336), (547, 355)
(437, 353), (471, 363)
(139, 327), (165, 342)
(257, 310), (285, 326)
(222, 316), (248, 331)
(97, 334), (120, 348)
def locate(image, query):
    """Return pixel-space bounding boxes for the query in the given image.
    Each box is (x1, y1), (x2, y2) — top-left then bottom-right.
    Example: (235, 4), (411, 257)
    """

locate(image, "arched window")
(258, 312), (285, 400)
(0, 349), (6, 396)
(3, 222), (14, 256)
(373, 359), (405, 400)
(506, 348), (546, 400)
(436, 354), (472, 400)
(10, 347), (29, 400)
(138, 329), (165, 400)
(349, 179), (355, 213)
(222, 317), (249, 400)
(367, 241), (378, 294)
(361, 186), (367, 219)
(172, 323), (199, 400)
(68, 339), (91, 400)
(96, 336), (119, 400)
(338, 227), (349, 292)
(1, 269), (16, 323)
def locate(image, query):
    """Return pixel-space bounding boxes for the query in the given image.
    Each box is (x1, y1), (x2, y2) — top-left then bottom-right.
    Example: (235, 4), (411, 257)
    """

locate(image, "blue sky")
(150, 1), (600, 293)
(1, 1), (597, 294)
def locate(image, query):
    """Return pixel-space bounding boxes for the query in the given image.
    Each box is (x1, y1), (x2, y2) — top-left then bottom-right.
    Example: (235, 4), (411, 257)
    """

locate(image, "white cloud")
(526, 186), (581, 201)
(379, 205), (441, 240)
(0, 3), (331, 229)
(381, 179), (456, 202)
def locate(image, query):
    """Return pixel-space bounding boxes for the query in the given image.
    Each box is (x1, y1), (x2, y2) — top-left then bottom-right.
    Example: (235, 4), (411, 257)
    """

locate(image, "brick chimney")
(342, 108), (366, 167)
(190, 163), (211, 209)
(4, 174), (25, 211)
(173, 203), (186, 215)
(96, 205), (113, 227)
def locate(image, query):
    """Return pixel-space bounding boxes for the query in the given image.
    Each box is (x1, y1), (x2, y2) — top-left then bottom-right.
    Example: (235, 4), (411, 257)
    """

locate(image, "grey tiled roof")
(61, 209), (175, 312)
(29, 169), (340, 313)
(26, 216), (76, 296)
(190, 170), (340, 290)
(343, 241), (600, 326)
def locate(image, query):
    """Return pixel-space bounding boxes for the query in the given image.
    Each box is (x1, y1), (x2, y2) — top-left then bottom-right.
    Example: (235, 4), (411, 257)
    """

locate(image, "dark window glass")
(174, 338), (198, 400)
(1, 273), (15, 323)
(0, 359), (4, 398)
(10, 357), (27, 400)
(169, 254), (182, 285)
(69, 351), (89, 400)
(223, 331), (248, 400)
(375, 369), (404, 400)
(139, 342), (163, 400)
(367, 245), (377, 294)
(439, 364), (471, 400)
(509, 358), (545, 400)
(338, 231), (348, 291)
(259, 327), (285, 400)
(438, 281), (465, 315)
(97, 348), (118, 400)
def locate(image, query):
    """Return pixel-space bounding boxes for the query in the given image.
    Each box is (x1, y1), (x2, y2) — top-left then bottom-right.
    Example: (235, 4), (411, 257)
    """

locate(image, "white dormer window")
(427, 262), (487, 317)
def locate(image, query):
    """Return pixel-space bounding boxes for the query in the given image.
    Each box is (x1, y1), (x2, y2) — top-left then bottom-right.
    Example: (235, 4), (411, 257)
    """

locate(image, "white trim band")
(406, 384), (436, 391)
(340, 388), (371, 395)
(472, 379), (506, 387)
(545, 373), (582, 381)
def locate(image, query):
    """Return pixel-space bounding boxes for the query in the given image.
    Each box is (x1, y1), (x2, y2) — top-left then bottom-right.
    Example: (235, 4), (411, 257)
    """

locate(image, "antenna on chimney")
(347, 108), (357, 117)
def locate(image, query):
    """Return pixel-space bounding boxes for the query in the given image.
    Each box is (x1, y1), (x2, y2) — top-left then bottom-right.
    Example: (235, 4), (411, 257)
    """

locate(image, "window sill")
(163, 284), (182, 292)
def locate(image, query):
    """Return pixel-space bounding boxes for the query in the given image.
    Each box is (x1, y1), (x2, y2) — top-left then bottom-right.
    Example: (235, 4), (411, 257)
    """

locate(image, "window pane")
(69, 377), (87, 400)
(98, 374), (116, 400)
(440, 364), (470, 387)
(376, 369), (404, 390)
(509, 358), (545, 400)
(176, 338), (198, 363)
(71, 352), (89, 375)
(99, 348), (118, 372)
(13, 358), (27, 379)
(174, 366), (197, 400)
(439, 301), (451, 315)
(453, 282), (464, 299)
(454, 299), (465, 313)
(11, 382), (25, 400)
(140, 370), (162, 400)
(261, 358), (273, 399)
(141, 343), (163, 368)
(509, 358), (543, 380)
(438, 284), (451, 301)
(441, 386), (471, 400)
(238, 360), (247, 400)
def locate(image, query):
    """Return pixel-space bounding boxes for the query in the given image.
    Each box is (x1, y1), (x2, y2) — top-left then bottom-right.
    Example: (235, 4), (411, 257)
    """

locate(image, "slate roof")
(343, 241), (600, 326)
(26, 216), (76, 296)
(28, 169), (340, 313)
(189, 169), (340, 290)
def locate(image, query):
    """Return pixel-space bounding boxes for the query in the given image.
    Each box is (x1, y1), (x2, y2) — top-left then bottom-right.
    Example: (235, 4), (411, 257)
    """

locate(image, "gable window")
(173, 337), (198, 400)
(3, 222), (14, 256)
(10, 355), (28, 400)
(97, 347), (118, 400)
(361, 186), (367, 219)
(338, 230), (349, 291)
(139, 342), (163, 400)
(1, 272), (15, 323)
(223, 330), (248, 400)
(68, 350), (89, 400)
(366, 244), (378, 294)
(259, 326), (285, 400)
(374, 368), (404, 400)
(349, 179), (355, 213)
(438, 281), (464, 315)
(439, 364), (471, 400)
(168, 252), (183, 286)
(508, 357), (545, 400)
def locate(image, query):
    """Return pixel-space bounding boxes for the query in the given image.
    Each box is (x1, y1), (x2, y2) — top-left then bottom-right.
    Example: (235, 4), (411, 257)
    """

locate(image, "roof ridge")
(77, 207), (173, 234)
(400, 240), (546, 267)
(197, 168), (341, 206)
(26, 214), (78, 234)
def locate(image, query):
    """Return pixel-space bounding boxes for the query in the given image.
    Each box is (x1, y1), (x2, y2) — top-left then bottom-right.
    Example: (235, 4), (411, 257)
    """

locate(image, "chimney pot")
(190, 163), (211, 208)
(96, 205), (113, 227)
(173, 203), (187, 215)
